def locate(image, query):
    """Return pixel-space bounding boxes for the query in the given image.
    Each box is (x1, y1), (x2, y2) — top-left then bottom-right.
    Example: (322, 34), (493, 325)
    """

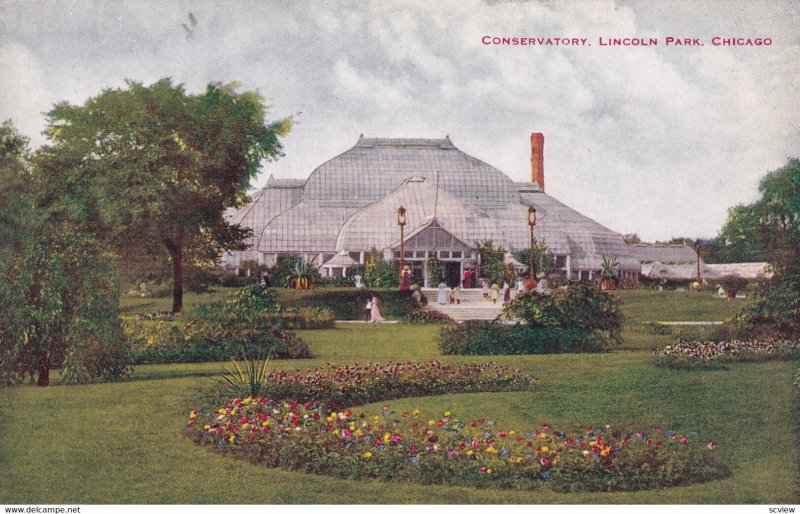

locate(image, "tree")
(43, 79), (292, 312)
(0, 121), (129, 386)
(363, 248), (399, 287)
(515, 242), (555, 279)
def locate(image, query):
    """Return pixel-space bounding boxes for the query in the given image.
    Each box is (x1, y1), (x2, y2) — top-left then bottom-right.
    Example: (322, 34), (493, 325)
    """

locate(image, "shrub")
(123, 320), (312, 364)
(504, 284), (625, 346)
(404, 309), (454, 324)
(274, 289), (416, 320)
(187, 401), (729, 493)
(438, 322), (605, 356)
(316, 275), (355, 288)
(731, 276), (800, 338)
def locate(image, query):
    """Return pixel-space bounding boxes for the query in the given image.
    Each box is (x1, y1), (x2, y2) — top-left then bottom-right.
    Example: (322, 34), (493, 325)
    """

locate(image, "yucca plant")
(219, 347), (273, 397)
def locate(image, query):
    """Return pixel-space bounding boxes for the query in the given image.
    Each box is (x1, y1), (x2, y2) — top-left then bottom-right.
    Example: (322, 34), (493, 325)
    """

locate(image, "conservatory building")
(223, 133), (641, 286)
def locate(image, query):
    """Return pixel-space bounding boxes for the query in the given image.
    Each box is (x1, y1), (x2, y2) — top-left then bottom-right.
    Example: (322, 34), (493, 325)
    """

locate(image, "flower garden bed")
(653, 339), (800, 369)
(214, 360), (538, 410)
(187, 399), (729, 492)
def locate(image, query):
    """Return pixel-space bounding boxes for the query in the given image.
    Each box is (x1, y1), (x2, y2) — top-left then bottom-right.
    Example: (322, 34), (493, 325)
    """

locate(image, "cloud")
(1, 0), (798, 241)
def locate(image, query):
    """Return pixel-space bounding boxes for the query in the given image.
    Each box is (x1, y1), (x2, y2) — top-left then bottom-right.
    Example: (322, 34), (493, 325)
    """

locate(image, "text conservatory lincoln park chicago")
(223, 132), (645, 287)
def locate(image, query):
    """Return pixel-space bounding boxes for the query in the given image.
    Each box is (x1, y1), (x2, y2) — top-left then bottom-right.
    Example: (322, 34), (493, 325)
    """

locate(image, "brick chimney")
(530, 132), (544, 191)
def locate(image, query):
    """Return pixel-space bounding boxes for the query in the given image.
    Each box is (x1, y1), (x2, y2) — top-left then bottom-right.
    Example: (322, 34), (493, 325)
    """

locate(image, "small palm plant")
(219, 347), (273, 397)
(600, 256), (619, 290)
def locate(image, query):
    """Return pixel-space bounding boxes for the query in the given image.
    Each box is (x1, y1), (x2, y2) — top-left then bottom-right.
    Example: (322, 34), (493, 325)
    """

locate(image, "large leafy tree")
(43, 79), (292, 312)
(1, 121), (129, 386)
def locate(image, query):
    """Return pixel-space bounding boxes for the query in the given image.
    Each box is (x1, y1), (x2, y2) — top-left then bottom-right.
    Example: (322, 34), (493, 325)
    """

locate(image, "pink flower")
(540, 457), (550, 466)
(708, 441), (716, 450)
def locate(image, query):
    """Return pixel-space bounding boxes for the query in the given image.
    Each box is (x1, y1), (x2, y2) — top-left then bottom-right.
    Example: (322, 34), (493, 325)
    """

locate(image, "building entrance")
(443, 261), (461, 287)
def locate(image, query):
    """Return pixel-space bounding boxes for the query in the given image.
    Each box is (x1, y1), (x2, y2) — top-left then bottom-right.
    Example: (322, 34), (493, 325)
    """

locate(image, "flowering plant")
(187, 400), (728, 492)
(653, 338), (800, 369)
(210, 361), (538, 411)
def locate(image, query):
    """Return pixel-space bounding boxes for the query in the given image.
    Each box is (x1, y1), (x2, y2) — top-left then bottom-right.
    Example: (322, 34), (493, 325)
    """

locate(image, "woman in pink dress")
(370, 296), (385, 322)
(481, 277), (490, 299)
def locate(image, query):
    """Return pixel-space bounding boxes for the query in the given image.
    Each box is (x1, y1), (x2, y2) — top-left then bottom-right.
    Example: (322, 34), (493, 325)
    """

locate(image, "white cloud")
(1, 0), (798, 241)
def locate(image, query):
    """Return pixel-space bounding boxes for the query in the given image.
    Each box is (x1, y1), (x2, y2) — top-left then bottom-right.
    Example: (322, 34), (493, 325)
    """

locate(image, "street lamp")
(694, 239), (702, 286)
(527, 205), (537, 288)
(397, 205), (407, 274)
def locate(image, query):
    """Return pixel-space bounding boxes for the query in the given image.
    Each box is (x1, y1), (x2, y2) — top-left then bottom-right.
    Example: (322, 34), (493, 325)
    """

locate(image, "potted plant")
(600, 256), (619, 290)
(719, 275), (748, 299)
(286, 258), (317, 289)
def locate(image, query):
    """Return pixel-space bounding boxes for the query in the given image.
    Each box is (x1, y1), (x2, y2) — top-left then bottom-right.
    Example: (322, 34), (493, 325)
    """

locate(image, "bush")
(731, 276), (800, 338)
(438, 322), (605, 355)
(274, 288), (416, 320)
(405, 309), (454, 324)
(316, 275), (355, 288)
(503, 284), (624, 346)
(187, 401), (729, 493)
(123, 320), (312, 364)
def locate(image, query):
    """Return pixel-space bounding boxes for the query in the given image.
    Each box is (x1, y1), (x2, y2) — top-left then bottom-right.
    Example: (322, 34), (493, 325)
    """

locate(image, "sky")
(1, 0), (798, 241)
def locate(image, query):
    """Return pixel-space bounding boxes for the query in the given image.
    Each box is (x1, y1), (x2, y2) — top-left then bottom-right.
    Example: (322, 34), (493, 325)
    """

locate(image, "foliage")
(219, 348), (273, 398)
(207, 361), (537, 412)
(731, 275), (800, 338)
(363, 248), (399, 288)
(188, 400), (728, 493)
(600, 256), (619, 279)
(273, 288), (416, 320)
(285, 258), (319, 289)
(478, 241), (515, 285)
(0, 121), (131, 386)
(438, 322), (604, 355)
(42, 78), (292, 312)
(716, 275), (748, 292)
(515, 241), (556, 278)
(504, 283), (625, 346)
(123, 320), (312, 364)
(404, 309), (455, 324)
(426, 255), (442, 284)
(266, 255), (301, 290)
(652, 338), (800, 369)
(316, 275), (355, 288)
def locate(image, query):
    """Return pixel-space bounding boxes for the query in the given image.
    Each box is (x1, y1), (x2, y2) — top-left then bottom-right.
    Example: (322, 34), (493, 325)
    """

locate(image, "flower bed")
(187, 400), (729, 492)
(653, 339), (800, 369)
(215, 361), (538, 410)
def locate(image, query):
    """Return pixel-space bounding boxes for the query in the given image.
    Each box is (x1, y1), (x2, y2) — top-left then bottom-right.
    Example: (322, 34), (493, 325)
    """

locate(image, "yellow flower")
(466, 450), (474, 456)
(485, 447), (497, 453)
(509, 431), (516, 436)
(217, 408), (226, 415)
(383, 433), (390, 443)
(189, 412), (196, 419)
(241, 423), (250, 430)
(243, 397), (252, 404)
(203, 424), (210, 430)
(486, 469), (492, 474)
(349, 422), (356, 430)
(363, 452), (373, 459)
(356, 429), (363, 437)
(428, 420), (436, 426)
(262, 421), (269, 427)
(540, 446), (549, 452)
(539, 433), (547, 439)
(228, 435), (235, 443)
(444, 411), (451, 417)
(412, 409), (420, 416)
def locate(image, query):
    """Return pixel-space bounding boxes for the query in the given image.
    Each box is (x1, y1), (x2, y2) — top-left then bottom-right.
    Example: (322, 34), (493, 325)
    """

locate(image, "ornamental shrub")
(438, 322), (604, 356)
(404, 309), (454, 324)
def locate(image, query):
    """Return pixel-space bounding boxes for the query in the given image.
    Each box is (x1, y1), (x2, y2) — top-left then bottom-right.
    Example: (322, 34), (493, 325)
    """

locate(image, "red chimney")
(530, 132), (544, 191)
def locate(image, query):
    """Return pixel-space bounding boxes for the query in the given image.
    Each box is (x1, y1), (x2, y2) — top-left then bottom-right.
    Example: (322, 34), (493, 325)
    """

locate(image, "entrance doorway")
(443, 261), (461, 287)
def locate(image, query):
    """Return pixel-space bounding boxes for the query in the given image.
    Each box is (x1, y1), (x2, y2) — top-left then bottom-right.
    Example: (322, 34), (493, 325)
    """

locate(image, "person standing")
(502, 281), (511, 304)
(481, 277), (490, 299)
(490, 282), (499, 304)
(437, 281), (447, 305)
(370, 295), (385, 322)
(400, 265), (411, 291)
(364, 297), (372, 322)
(463, 268), (472, 289)
(454, 286), (461, 304)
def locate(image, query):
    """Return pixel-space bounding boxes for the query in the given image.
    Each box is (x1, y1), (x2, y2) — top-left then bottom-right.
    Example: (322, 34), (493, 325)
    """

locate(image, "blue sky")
(1, 0), (798, 241)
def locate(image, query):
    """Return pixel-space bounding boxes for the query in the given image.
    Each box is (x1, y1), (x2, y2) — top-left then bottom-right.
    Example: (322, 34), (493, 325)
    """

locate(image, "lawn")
(1, 289), (796, 504)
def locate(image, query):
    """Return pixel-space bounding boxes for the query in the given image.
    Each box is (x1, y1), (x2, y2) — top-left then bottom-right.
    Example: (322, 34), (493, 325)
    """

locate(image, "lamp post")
(694, 239), (702, 288)
(397, 205), (407, 280)
(527, 205), (537, 289)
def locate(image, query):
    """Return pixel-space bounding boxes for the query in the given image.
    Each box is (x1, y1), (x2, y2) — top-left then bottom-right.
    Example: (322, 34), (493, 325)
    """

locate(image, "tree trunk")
(171, 226), (184, 313)
(37, 353), (49, 387)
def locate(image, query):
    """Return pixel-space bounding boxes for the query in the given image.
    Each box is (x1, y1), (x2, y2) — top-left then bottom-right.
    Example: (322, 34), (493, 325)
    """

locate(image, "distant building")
(224, 133), (641, 286)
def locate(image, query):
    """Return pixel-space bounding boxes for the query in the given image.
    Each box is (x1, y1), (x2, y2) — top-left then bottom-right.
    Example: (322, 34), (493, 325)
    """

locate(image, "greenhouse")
(223, 133), (641, 286)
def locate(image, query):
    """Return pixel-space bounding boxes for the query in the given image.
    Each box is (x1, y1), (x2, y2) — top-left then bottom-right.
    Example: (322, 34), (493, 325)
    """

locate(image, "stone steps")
(420, 287), (516, 321)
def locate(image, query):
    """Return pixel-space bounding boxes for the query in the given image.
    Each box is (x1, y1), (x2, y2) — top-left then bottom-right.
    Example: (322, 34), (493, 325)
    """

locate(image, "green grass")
(614, 289), (745, 323)
(1, 289), (795, 504)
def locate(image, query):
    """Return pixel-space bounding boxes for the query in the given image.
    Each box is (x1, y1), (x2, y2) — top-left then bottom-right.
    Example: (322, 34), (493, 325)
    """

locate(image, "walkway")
(421, 287), (509, 322)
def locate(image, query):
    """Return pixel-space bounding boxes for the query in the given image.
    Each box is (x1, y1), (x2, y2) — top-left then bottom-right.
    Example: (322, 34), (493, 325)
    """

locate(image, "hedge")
(273, 288), (417, 320)
(438, 321), (605, 355)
